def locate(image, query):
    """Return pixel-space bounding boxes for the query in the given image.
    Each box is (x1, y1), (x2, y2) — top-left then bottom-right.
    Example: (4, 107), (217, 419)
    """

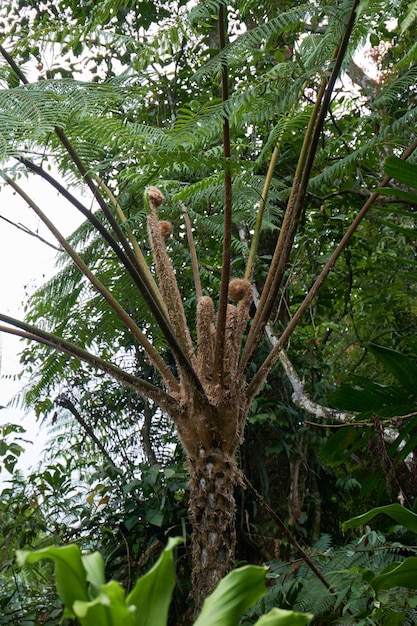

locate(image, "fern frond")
(400, 0), (417, 33)
(396, 41), (417, 72)
(257, 530), (414, 620)
(188, 0), (224, 24)
(373, 67), (417, 108)
(192, 4), (312, 81)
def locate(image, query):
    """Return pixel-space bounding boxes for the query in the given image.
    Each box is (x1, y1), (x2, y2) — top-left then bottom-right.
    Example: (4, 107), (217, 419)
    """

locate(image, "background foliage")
(1, 0), (417, 623)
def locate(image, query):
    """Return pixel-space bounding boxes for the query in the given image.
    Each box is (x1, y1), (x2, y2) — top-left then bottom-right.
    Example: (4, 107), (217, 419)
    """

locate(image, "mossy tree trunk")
(174, 383), (248, 611)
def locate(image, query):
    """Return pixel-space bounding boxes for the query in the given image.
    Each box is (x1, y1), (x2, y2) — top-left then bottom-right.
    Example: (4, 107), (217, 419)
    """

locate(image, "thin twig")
(0, 214), (61, 251)
(243, 475), (351, 611)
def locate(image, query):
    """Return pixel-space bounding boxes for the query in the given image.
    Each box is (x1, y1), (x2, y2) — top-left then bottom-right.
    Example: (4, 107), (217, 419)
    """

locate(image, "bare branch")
(0, 213), (61, 251)
(277, 348), (352, 421)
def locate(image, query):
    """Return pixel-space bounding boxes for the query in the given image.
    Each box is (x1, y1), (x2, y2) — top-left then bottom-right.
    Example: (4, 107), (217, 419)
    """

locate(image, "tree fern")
(3, 0), (417, 614)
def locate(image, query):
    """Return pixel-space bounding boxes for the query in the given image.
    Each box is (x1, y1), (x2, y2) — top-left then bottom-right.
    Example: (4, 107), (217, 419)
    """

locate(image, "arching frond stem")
(246, 135), (417, 403)
(213, 1), (232, 386)
(18, 158), (176, 352)
(0, 319), (177, 413)
(244, 143), (279, 282)
(56, 131), (204, 393)
(239, 0), (361, 374)
(94, 174), (167, 315)
(244, 86), (311, 282)
(2, 172), (180, 393)
(180, 201), (202, 301)
(0, 46), (203, 395)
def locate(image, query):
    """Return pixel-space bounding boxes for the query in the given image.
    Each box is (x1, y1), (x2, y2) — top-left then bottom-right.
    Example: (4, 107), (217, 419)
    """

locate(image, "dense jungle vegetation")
(2, 0), (417, 623)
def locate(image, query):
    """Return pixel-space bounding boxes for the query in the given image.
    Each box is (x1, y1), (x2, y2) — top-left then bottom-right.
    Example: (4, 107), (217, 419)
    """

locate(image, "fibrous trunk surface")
(188, 446), (238, 611)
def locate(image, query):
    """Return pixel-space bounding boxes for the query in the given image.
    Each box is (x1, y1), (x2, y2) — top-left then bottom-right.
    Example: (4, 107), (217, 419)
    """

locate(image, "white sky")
(0, 171), (84, 474)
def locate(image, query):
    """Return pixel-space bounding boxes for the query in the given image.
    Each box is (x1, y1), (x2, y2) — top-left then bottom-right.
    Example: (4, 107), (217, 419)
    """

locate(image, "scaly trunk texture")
(188, 446), (239, 611)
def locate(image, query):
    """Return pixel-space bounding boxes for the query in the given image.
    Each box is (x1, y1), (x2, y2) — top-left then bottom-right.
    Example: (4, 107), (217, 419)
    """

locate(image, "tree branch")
(56, 396), (119, 470)
(345, 59), (380, 98)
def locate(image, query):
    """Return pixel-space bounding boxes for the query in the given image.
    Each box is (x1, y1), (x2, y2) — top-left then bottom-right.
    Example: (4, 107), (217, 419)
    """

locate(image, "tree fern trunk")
(188, 446), (238, 611)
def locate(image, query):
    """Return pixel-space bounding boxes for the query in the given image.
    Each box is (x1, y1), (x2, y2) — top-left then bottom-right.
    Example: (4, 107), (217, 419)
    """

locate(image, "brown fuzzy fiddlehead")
(197, 296), (216, 382)
(146, 188), (197, 372)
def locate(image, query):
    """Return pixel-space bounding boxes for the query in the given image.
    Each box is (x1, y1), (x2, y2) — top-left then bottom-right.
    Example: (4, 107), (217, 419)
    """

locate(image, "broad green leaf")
(255, 608), (313, 625)
(194, 565), (267, 626)
(343, 504), (417, 534)
(329, 376), (406, 413)
(319, 426), (367, 467)
(384, 155), (417, 190)
(368, 343), (417, 397)
(371, 557), (417, 593)
(126, 536), (182, 626)
(16, 545), (88, 614)
(376, 188), (417, 206)
(82, 551), (106, 596)
(73, 580), (134, 625)
(146, 508), (164, 527)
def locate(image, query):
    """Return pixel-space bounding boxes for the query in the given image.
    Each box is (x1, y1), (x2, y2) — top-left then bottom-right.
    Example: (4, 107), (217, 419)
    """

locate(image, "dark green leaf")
(319, 426), (367, 467)
(376, 187), (417, 206)
(368, 343), (417, 396)
(194, 565), (267, 625)
(343, 504), (417, 534)
(384, 156), (417, 190)
(371, 557), (417, 593)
